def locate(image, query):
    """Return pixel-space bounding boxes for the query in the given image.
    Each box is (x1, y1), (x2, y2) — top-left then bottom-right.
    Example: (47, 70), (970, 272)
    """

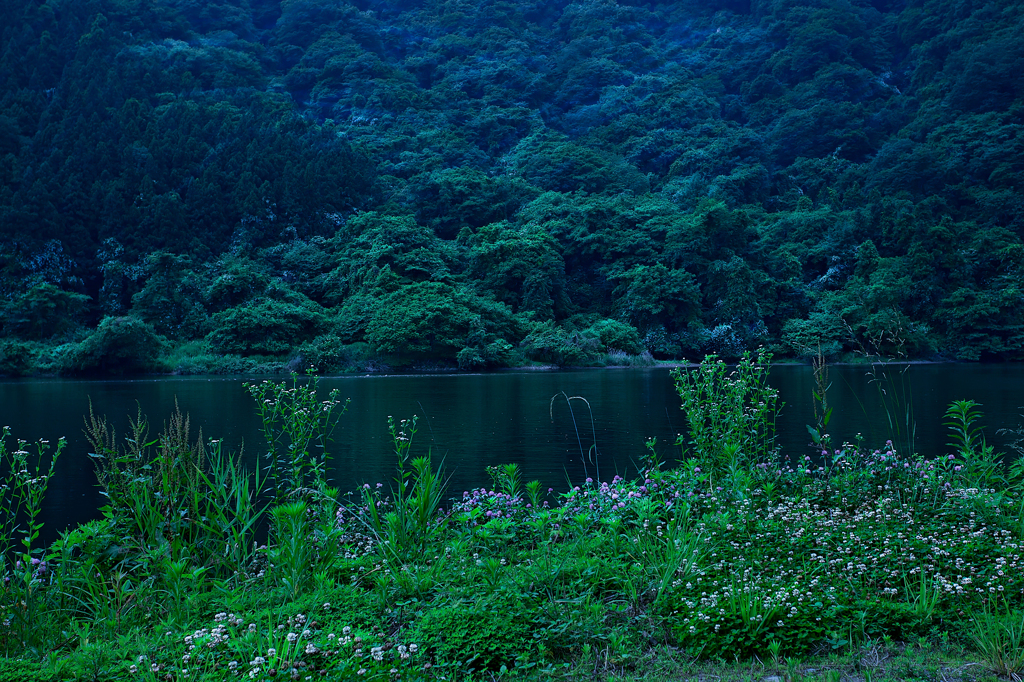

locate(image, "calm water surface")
(2, 364), (1023, 540)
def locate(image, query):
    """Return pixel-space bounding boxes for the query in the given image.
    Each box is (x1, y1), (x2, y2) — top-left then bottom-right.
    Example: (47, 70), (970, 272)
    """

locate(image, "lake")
(2, 363), (1023, 541)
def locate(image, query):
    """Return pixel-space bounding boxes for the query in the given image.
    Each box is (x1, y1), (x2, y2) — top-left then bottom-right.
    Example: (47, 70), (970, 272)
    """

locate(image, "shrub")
(519, 321), (602, 366)
(0, 340), (32, 376)
(587, 318), (643, 354)
(207, 300), (329, 356)
(297, 335), (373, 373)
(59, 316), (166, 375)
(366, 282), (516, 367)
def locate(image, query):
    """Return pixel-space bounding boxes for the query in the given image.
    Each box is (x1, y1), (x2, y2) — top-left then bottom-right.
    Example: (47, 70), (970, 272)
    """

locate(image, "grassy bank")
(1, 356), (1023, 681)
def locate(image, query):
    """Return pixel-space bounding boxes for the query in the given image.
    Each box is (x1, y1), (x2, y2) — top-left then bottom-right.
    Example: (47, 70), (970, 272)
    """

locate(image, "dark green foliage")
(0, 659), (57, 681)
(415, 597), (537, 671)
(0, 340), (32, 377)
(207, 299), (329, 356)
(465, 222), (568, 319)
(60, 316), (166, 375)
(512, 135), (649, 195)
(519, 320), (602, 367)
(0, 0), (1022, 369)
(297, 335), (373, 374)
(407, 168), (538, 239)
(2, 284), (90, 341)
(588, 319), (643, 355)
(130, 251), (208, 338)
(365, 282), (517, 367)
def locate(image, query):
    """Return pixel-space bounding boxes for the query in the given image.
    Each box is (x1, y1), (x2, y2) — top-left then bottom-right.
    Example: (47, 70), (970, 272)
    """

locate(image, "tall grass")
(550, 392), (600, 482)
(4, 362), (1024, 679)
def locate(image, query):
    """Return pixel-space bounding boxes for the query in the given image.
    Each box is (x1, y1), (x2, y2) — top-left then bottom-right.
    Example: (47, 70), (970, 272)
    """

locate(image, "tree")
(61, 316), (166, 375)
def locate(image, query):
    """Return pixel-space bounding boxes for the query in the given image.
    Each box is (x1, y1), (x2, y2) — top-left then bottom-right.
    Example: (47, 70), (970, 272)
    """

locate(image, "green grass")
(2, 362), (1023, 681)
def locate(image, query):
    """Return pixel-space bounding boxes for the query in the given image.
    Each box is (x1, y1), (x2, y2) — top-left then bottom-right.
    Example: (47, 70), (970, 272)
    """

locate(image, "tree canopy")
(1, 0), (1022, 373)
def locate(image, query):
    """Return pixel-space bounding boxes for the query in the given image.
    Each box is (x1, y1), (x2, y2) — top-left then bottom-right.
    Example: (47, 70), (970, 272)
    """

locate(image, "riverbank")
(0, 331), (973, 380)
(1, 364), (1022, 681)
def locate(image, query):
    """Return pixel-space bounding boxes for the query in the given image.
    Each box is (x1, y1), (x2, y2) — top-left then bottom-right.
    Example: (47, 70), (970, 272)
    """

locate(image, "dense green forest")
(1, 0), (1022, 374)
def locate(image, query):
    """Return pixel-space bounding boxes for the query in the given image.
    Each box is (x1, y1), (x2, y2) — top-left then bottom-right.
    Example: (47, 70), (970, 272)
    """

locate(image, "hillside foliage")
(1, 0), (1022, 372)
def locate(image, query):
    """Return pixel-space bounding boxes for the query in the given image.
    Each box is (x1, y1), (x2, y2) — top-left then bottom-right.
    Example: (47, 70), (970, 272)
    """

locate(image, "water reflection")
(1, 363), (1022, 540)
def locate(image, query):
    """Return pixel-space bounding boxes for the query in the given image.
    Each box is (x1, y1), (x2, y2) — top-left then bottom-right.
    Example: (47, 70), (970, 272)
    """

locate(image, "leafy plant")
(356, 416), (450, 564)
(246, 371), (348, 502)
(807, 346), (833, 450)
(945, 400), (1005, 489)
(84, 401), (207, 556)
(671, 350), (781, 471)
(946, 400), (986, 456)
(903, 569), (942, 625)
(270, 500), (313, 599)
(486, 463), (523, 499)
(415, 597), (538, 672)
(858, 329), (917, 459)
(194, 439), (268, 584)
(0, 428), (65, 651)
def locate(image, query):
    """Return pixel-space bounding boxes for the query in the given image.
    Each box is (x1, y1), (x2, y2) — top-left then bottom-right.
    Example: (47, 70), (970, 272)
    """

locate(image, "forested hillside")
(1, 0), (1022, 374)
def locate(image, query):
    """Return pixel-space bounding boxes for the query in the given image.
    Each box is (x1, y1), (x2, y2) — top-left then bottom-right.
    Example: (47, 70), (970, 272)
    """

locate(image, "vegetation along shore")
(3, 0), (1024, 377)
(2, 354), (1023, 680)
